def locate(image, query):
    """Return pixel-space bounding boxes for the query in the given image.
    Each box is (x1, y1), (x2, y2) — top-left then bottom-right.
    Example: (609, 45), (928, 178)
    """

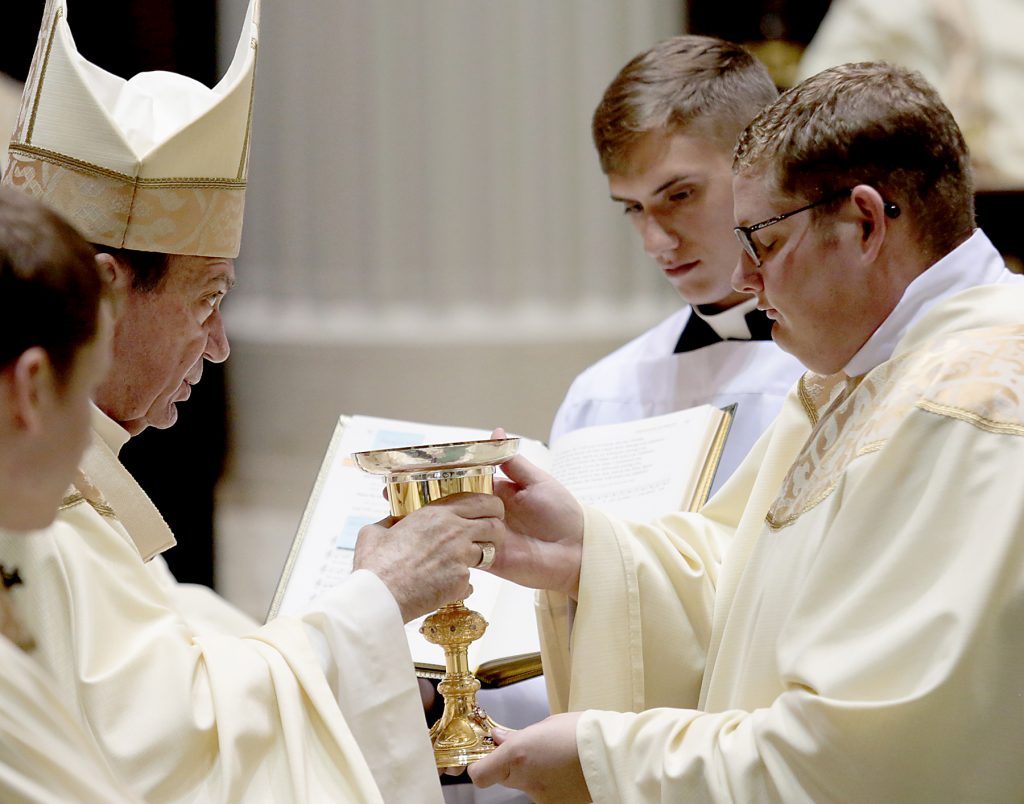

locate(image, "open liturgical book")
(268, 404), (734, 687)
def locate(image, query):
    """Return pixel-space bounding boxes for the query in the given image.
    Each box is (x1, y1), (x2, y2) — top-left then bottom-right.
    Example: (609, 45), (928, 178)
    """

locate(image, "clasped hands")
(353, 428), (585, 621)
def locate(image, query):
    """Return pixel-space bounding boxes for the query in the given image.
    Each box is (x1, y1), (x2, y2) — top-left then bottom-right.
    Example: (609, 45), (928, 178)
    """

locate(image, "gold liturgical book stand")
(353, 437), (519, 769)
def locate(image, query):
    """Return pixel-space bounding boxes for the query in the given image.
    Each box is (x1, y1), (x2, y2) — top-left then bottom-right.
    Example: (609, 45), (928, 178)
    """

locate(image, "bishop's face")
(607, 128), (750, 311)
(97, 255), (233, 435)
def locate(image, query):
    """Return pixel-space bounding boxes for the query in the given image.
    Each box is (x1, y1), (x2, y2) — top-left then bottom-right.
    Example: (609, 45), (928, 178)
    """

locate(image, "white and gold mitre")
(2, 0), (260, 258)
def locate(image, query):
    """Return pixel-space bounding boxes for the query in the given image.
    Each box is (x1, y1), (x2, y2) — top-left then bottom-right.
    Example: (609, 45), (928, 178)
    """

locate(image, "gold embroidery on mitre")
(10, 144), (249, 187)
(4, 150), (246, 258)
(917, 400), (1024, 436)
(237, 40), (259, 181)
(24, 6), (63, 144)
(767, 325), (1024, 530)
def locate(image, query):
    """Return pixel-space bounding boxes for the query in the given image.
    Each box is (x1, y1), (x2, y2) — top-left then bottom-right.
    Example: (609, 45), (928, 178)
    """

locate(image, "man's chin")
(119, 402), (179, 436)
(670, 278), (741, 308)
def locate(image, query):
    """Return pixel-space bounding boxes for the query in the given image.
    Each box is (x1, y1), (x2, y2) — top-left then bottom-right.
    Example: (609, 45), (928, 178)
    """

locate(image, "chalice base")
(429, 697), (501, 769)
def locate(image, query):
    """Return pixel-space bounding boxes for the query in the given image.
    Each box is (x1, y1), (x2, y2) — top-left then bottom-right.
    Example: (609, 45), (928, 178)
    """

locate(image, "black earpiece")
(884, 202), (901, 219)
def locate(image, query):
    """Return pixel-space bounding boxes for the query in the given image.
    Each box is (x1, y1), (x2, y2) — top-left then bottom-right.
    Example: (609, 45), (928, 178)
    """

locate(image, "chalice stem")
(422, 601), (502, 768)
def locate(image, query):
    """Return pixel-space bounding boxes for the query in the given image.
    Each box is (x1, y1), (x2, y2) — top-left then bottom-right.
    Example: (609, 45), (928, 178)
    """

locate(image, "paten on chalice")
(353, 436), (518, 768)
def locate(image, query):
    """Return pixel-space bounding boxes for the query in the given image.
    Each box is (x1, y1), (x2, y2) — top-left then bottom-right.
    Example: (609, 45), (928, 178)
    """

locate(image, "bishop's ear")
(6, 347), (57, 435)
(94, 252), (131, 318)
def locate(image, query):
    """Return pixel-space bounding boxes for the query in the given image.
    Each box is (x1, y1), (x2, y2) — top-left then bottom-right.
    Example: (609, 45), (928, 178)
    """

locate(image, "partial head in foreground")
(594, 35), (778, 309)
(0, 186), (111, 531)
(731, 61), (976, 374)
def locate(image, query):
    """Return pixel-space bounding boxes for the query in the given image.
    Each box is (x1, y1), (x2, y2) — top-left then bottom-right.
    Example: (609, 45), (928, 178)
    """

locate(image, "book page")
(551, 405), (723, 520)
(271, 414), (548, 672)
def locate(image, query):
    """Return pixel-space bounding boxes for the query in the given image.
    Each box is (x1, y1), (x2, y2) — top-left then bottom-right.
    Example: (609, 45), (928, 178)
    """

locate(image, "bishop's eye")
(197, 292), (225, 323)
(621, 202), (642, 216)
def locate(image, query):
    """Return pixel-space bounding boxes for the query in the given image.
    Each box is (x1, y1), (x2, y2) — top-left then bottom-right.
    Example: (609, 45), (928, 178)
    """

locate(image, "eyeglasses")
(734, 189), (902, 267)
(733, 188), (854, 267)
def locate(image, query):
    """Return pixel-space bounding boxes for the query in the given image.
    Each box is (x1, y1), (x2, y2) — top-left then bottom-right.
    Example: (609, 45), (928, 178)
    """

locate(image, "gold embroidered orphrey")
(768, 325), (1024, 530)
(59, 469), (118, 520)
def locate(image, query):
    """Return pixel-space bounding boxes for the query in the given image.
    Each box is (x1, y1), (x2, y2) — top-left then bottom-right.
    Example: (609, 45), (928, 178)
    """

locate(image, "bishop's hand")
(353, 493), (504, 622)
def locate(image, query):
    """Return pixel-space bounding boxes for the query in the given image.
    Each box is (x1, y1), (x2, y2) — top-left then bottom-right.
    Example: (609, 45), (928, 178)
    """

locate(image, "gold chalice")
(353, 436), (518, 768)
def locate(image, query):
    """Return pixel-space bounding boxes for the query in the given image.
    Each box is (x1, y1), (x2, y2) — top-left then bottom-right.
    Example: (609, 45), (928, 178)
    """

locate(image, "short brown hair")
(734, 62), (975, 259)
(593, 35), (779, 175)
(0, 186), (104, 382)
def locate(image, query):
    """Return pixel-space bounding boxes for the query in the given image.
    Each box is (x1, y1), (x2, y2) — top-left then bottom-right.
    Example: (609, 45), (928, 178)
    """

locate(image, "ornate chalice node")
(353, 436), (518, 768)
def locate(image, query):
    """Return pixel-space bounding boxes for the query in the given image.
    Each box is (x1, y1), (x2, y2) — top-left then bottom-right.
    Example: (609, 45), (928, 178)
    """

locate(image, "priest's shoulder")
(897, 322), (1024, 433)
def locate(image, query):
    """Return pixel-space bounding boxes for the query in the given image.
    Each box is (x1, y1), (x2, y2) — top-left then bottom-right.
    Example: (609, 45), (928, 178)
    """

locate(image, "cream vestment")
(0, 631), (141, 803)
(0, 411), (442, 803)
(540, 231), (1024, 801)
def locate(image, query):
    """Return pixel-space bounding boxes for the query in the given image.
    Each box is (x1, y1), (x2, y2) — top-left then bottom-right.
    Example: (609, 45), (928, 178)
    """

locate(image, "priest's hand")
(354, 493), (504, 622)
(468, 713), (589, 803)
(488, 429), (584, 599)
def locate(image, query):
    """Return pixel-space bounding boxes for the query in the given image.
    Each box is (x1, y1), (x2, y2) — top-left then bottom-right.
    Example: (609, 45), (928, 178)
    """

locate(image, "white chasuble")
(0, 410), (443, 804)
(546, 281), (1024, 802)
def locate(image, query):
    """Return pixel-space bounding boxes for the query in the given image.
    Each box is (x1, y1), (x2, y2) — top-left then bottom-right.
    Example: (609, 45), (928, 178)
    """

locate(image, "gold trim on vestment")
(917, 399), (1024, 436)
(766, 441), (885, 530)
(766, 325), (1024, 531)
(797, 374), (819, 426)
(60, 492), (117, 520)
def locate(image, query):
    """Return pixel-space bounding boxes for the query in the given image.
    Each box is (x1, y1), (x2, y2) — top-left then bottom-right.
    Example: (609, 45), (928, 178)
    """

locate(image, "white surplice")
(549, 301), (805, 492)
(541, 232), (1024, 801)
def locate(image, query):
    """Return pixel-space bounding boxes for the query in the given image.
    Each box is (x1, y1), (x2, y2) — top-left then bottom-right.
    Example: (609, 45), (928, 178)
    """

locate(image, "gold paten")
(353, 437), (518, 769)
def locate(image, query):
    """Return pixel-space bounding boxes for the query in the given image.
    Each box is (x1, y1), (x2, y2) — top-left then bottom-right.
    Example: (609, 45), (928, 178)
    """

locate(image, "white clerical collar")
(91, 403), (131, 456)
(843, 230), (1018, 377)
(693, 296), (759, 341)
